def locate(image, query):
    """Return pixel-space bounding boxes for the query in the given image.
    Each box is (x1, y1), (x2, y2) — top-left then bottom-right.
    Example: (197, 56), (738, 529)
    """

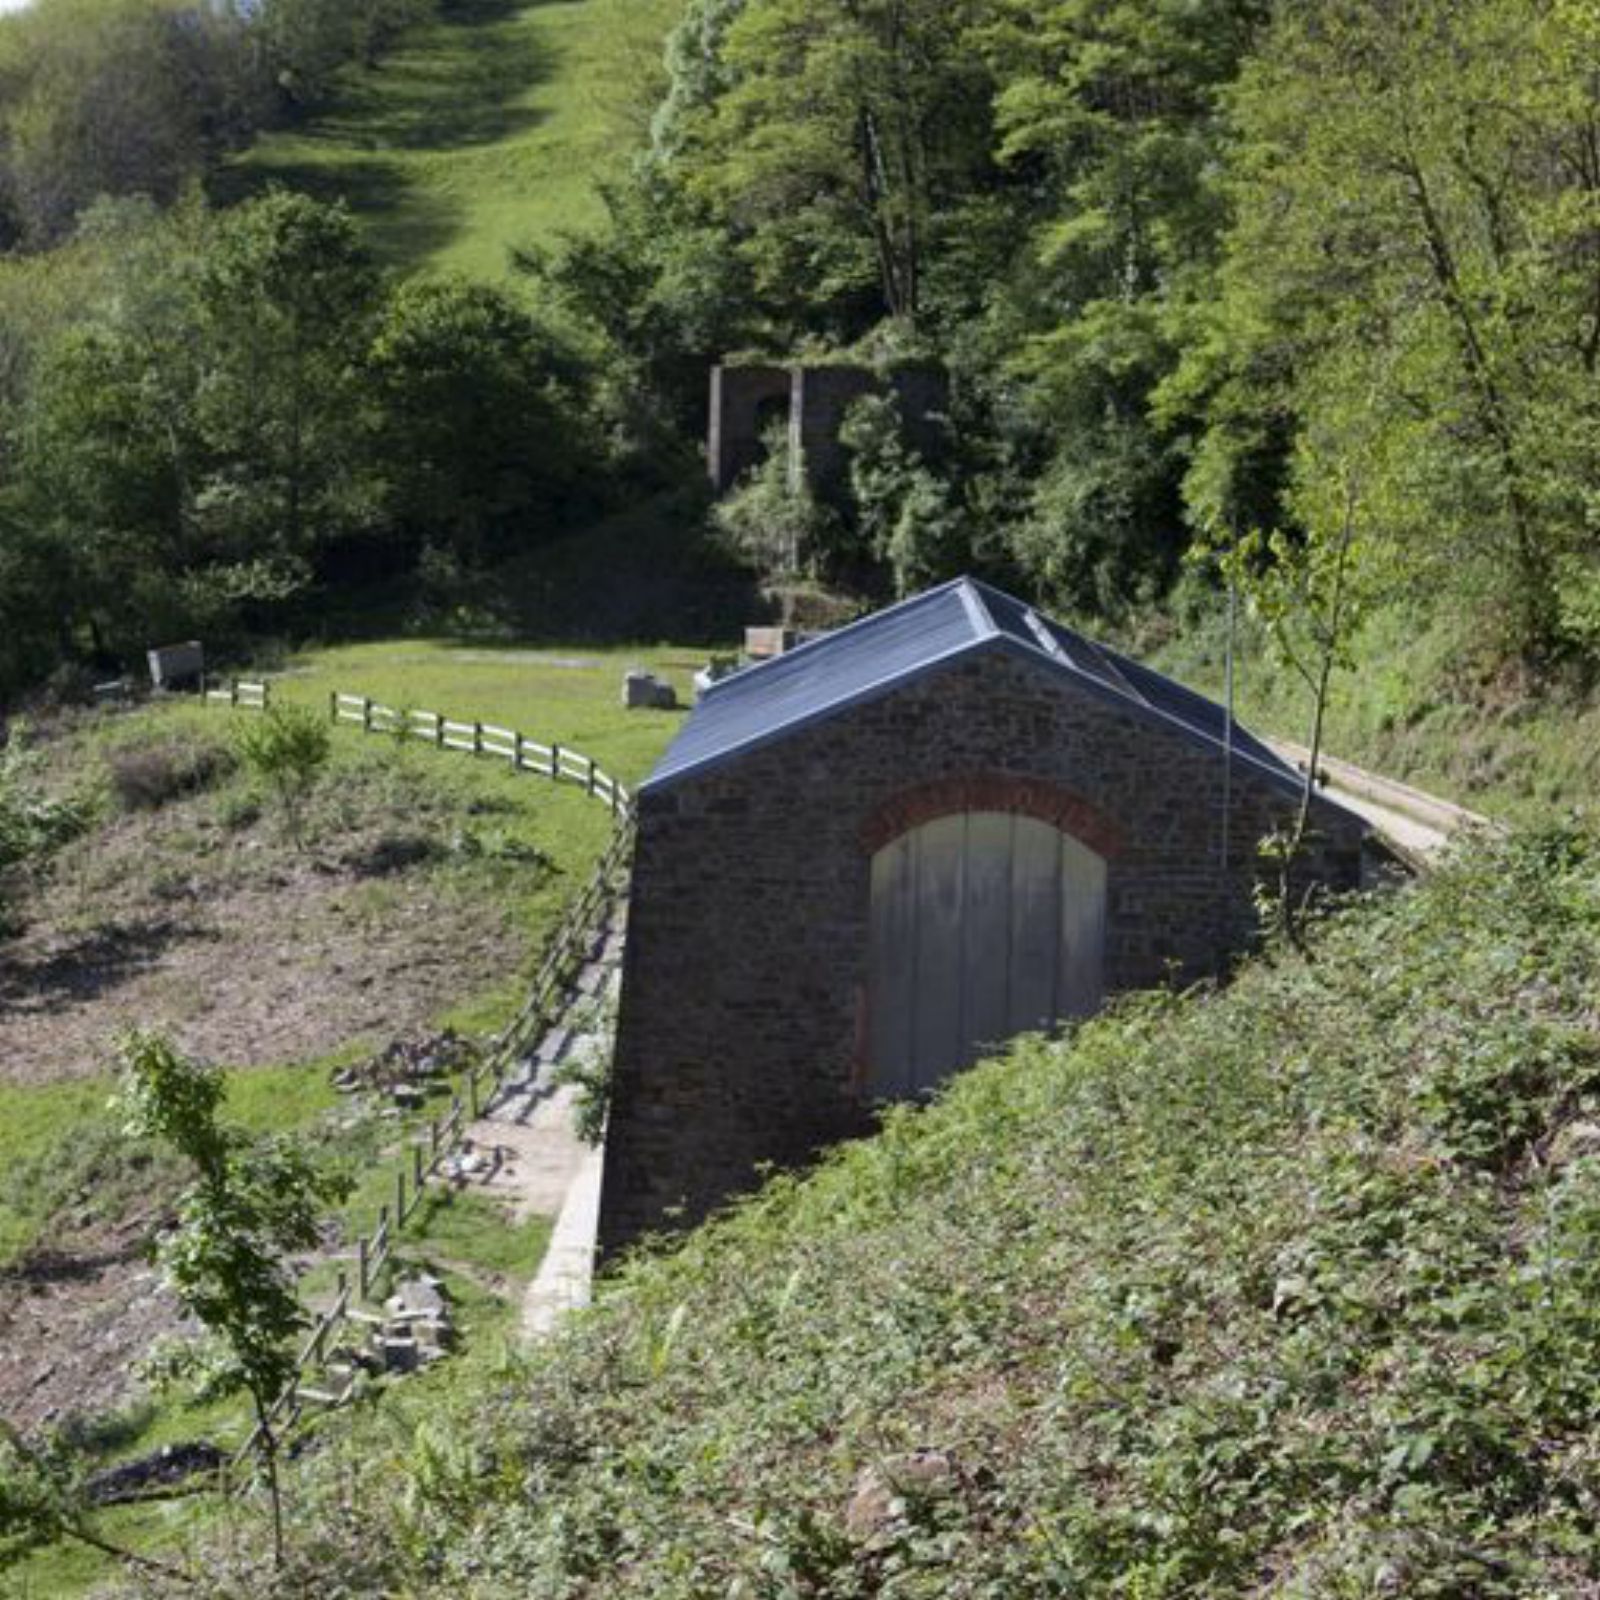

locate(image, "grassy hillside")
(1150, 601), (1600, 828)
(125, 823), (1600, 1597)
(223, 0), (680, 280)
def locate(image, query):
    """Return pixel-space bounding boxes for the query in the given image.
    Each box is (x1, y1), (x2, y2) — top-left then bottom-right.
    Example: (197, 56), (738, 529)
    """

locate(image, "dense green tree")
(1181, 0), (1600, 664)
(973, 0), (1266, 615)
(651, 0), (750, 159)
(190, 189), (382, 574)
(370, 278), (590, 563)
(0, 0), (204, 248)
(685, 0), (998, 335)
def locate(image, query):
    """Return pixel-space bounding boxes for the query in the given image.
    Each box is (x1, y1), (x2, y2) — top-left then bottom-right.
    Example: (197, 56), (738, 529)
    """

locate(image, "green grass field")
(223, 0), (681, 280)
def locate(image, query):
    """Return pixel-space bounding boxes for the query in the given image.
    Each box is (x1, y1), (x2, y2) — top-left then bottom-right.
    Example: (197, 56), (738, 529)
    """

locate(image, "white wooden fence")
(216, 679), (636, 1474)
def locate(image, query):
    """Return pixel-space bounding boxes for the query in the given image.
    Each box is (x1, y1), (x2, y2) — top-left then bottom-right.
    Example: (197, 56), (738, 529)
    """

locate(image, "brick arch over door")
(859, 772), (1125, 860)
(865, 809), (1108, 1100)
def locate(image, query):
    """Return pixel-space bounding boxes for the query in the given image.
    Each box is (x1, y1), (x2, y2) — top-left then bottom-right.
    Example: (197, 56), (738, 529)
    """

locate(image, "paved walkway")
(459, 904), (625, 1341)
(1264, 737), (1497, 867)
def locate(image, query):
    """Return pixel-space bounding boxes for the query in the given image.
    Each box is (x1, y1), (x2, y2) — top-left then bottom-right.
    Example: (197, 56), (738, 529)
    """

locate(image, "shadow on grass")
(213, 154), (463, 270)
(0, 919), (217, 1016)
(334, 0), (558, 153)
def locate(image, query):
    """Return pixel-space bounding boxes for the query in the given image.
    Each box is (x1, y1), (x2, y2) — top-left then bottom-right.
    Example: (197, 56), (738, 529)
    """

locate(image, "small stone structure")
(708, 361), (949, 506)
(146, 641), (204, 691)
(622, 670), (678, 710)
(598, 578), (1368, 1256)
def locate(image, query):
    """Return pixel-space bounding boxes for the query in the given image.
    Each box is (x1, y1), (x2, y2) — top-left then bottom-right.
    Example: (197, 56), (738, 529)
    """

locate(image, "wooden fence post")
(550, 743), (561, 781)
(397, 1170), (407, 1226)
(328, 690), (337, 723)
(362, 697), (373, 733)
(473, 721), (483, 756)
(585, 758), (595, 797)
(358, 1236), (369, 1300)
(229, 680), (239, 708)
(413, 1142), (424, 1192)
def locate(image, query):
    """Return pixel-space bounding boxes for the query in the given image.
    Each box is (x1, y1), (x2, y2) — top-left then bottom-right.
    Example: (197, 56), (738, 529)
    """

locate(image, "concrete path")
(1264, 737), (1499, 866)
(456, 905), (625, 1342)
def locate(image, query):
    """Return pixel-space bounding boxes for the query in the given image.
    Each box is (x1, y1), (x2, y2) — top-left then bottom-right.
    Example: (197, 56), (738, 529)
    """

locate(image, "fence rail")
(222, 678), (636, 1473)
(329, 692), (630, 815)
(204, 677), (270, 710)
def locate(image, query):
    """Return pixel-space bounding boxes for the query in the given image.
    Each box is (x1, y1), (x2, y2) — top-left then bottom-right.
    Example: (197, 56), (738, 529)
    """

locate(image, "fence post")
(328, 690), (337, 723)
(413, 1142), (425, 1192)
(473, 721), (483, 756)
(430, 1117), (440, 1160)
(585, 758), (596, 797)
(358, 1235), (369, 1300)
(362, 697), (373, 733)
(550, 743), (561, 781)
(230, 680), (239, 708)
(397, 1169), (407, 1226)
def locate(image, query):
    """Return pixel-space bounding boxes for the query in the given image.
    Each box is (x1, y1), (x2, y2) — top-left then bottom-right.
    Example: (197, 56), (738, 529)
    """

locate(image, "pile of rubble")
(310, 1275), (455, 1406)
(331, 1031), (477, 1110)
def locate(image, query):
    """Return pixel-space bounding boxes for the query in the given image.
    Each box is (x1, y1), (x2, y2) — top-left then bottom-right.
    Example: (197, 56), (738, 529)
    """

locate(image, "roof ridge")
(704, 578), (975, 694)
(957, 577), (998, 638)
(1022, 607), (1067, 661)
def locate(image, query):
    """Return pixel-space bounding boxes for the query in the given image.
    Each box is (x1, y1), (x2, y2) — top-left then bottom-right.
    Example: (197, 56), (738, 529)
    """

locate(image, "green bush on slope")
(179, 830), (1600, 1597)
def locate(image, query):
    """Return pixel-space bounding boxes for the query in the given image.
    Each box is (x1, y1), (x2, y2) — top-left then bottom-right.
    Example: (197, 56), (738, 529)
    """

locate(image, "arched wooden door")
(867, 811), (1106, 1099)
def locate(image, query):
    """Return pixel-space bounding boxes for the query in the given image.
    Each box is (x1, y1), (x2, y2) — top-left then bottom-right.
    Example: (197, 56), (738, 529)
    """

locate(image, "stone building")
(598, 578), (1367, 1254)
(708, 361), (948, 507)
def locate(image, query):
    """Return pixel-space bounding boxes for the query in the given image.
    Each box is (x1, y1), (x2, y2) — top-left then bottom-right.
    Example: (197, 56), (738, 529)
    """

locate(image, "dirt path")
(1264, 737), (1497, 866)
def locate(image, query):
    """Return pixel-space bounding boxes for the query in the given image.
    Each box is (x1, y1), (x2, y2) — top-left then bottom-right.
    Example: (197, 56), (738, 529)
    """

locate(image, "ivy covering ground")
(162, 829), (1600, 1596)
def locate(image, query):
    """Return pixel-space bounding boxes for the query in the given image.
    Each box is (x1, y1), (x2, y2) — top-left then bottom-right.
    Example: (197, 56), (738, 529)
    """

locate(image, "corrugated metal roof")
(644, 577), (1305, 794)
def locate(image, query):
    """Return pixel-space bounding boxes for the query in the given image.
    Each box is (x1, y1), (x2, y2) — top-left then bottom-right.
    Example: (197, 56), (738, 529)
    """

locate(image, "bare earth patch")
(0, 1211), (184, 1434)
(0, 721), (550, 1438)
(0, 798), (528, 1088)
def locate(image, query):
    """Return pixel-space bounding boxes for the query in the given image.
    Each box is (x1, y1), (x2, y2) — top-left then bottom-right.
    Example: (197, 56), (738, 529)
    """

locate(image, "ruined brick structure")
(598, 579), (1366, 1256)
(708, 361), (949, 506)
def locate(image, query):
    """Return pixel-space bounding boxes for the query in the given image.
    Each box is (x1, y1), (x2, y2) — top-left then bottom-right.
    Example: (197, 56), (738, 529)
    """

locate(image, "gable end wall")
(599, 648), (1363, 1255)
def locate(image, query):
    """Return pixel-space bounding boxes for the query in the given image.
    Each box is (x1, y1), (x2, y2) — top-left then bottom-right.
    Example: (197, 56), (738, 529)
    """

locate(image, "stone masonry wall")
(709, 362), (951, 506)
(598, 647), (1365, 1256)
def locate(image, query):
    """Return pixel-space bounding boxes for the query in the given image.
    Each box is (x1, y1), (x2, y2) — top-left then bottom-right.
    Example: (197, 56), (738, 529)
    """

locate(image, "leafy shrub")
(712, 424), (841, 581)
(0, 726), (93, 929)
(841, 392), (966, 595)
(232, 704), (332, 849)
(104, 734), (234, 812)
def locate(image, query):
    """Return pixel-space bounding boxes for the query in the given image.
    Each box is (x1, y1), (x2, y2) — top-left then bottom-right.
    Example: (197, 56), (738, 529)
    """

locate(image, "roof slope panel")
(643, 576), (1308, 795)
(649, 583), (983, 788)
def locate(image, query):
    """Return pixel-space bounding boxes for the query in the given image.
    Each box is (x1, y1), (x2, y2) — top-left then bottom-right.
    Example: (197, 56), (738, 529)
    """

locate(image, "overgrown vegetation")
(117, 826), (1600, 1596)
